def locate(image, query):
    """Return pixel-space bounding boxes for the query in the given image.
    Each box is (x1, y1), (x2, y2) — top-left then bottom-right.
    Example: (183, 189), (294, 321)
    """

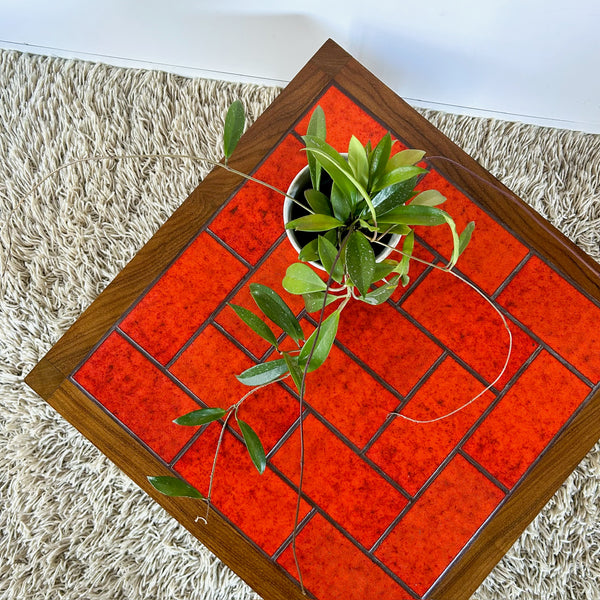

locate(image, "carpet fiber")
(1, 48), (599, 600)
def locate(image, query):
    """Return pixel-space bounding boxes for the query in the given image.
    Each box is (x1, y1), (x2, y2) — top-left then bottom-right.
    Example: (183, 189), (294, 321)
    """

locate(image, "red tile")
(73, 332), (199, 462)
(295, 86), (406, 153)
(271, 415), (408, 549)
(120, 232), (247, 365)
(170, 325), (299, 453)
(402, 268), (537, 389)
(303, 344), (401, 449)
(367, 357), (495, 495)
(215, 239), (305, 358)
(463, 350), (591, 488)
(277, 513), (412, 600)
(209, 134), (307, 265)
(336, 300), (443, 396)
(375, 455), (504, 596)
(497, 255), (600, 383)
(174, 426), (310, 555)
(413, 170), (529, 294)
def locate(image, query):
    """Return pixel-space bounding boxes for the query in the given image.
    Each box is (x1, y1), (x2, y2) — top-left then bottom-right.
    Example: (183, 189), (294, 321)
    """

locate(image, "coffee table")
(26, 40), (600, 600)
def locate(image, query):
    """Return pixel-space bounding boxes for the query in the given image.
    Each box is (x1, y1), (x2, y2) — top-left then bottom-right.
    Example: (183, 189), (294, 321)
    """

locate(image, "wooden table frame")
(26, 39), (600, 600)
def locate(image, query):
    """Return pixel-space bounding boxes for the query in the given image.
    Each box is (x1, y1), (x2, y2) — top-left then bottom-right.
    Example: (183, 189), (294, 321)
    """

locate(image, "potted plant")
(148, 99), (473, 494)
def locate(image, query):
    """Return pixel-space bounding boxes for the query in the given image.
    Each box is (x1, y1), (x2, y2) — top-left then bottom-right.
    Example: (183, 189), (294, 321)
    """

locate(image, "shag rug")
(1, 48), (599, 600)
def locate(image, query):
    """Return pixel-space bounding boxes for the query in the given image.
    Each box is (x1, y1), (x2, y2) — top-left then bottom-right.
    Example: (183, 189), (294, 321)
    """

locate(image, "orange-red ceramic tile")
(271, 414), (408, 549)
(170, 325), (299, 453)
(463, 350), (591, 489)
(277, 513), (413, 600)
(336, 300), (443, 396)
(402, 268), (537, 389)
(174, 426), (310, 556)
(209, 134), (307, 265)
(119, 232), (247, 365)
(375, 454), (505, 596)
(214, 239), (305, 358)
(367, 357), (495, 496)
(497, 255), (600, 383)
(73, 332), (200, 462)
(295, 86), (407, 153)
(413, 170), (529, 295)
(304, 344), (401, 449)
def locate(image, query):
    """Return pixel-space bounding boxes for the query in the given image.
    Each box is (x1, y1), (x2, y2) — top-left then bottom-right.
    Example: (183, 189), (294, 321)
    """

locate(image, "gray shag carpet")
(1, 48), (599, 600)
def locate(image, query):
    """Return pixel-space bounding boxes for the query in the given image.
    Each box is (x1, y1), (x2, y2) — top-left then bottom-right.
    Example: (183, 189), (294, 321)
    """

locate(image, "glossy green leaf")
(174, 407), (226, 426)
(223, 100), (245, 160)
(372, 166), (426, 194)
(306, 106), (326, 190)
(459, 221), (475, 256)
(362, 275), (400, 305)
(237, 419), (267, 474)
(369, 176), (418, 217)
(368, 132), (393, 190)
(282, 263), (327, 294)
(385, 149), (426, 170)
(372, 259), (399, 282)
(304, 189), (332, 215)
(299, 310), (340, 372)
(249, 283), (304, 342)
(411, 189), (447, 207)
(318, 235), (344, 283)
(229, 304), (278, 348)
(302, 291), (341, 313)
(283, 352), (303, 394)
(298, 238), (320, 262)
(348, 135), (369, 188)
(393, 231), (415, 276)
(330, 183), (351, 222)
(147, 476), (203, 498)
(384, 224), (412, 235)
(236, 359), (289, 386)
(345, 230), (375, 297)
(286, 214), (344, 232)
(376, 205), (447, 226)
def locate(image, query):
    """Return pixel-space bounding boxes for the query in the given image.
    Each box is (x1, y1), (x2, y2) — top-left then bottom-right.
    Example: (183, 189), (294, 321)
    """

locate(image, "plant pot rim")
(283, 164), (401, 270)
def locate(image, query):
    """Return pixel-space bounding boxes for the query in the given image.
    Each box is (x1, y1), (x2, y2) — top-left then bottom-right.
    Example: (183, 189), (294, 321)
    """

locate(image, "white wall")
(1, 0), (599, 133)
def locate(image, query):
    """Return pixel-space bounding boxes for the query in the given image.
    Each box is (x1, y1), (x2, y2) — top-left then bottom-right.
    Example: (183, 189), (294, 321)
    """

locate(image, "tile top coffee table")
(26, 40), (600, 600)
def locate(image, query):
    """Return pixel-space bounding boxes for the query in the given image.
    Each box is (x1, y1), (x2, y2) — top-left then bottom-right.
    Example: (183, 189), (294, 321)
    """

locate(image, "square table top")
(26, 39), (600, 600)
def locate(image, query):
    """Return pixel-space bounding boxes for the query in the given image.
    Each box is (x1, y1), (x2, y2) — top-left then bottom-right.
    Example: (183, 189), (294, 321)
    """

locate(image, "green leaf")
(304, 189), (332, 215)
(223, 100), (245, 160)
(368, 132), (393, 190)
(237, 419), (267, 474)
(286, 214), (344, 232)
(362, 275), (400, 305)
(393, 231), (415, 276)
(282, 263), (327, 294)
(174, 407), (227, 426)
(298, 238), (320, 261)
(372, 166), (426, 194)
(318, 235), (344, 283)
(372, 259), (399, 282)
(411, 189), (447, 207)
(236, 359), (289, 386)
(348, 135), (369, 188)
(369, 176), (418, 217)
(299, 310), (340, 372)
(147, 476), (203, 498)
(306, 106), (326, 190)
(249, 284), (304, 342)
(283, 352), (303, 394)
(330, 183), (351, 222)
(385, 149), (426, 170)
(302, 291), (340, 313)
(345, 231), (375, 297)
(376, 205), (447, 226)
(458, 221), (475, 256)
(229, 304), (279, 348)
